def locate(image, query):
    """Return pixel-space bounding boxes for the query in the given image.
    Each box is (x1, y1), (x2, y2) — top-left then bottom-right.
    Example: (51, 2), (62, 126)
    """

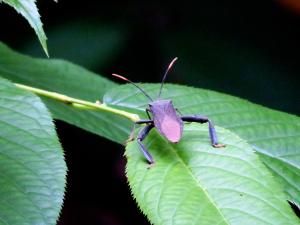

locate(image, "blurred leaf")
(21, 21), (127, 69)
(126, 124), (299, 225)
(1, 0), (48, 56)
(0, 77), (66, 224)
(104, 83), (300, 206)
(0, 42), (131, 143)
(277, 0), (300, 14)
(0, 42), (115, 100)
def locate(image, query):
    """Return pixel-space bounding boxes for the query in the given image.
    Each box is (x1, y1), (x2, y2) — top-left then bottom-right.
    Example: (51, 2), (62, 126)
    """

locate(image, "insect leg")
(137, 124), (155, 164)
(136, 119), (153, 124)
(181, 115), (226, 148)
(146, 108), (152, 120)
(126, 119), (153, 144)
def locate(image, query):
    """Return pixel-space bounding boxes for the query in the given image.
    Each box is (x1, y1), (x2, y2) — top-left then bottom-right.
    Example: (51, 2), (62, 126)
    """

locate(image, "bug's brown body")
(149, 100), (183, 143)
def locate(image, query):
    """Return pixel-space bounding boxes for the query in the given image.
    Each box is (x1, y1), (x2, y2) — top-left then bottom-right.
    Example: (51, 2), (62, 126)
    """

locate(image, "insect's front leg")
(137, 124), (155, 165)
(181, 115), (226, 148)
(136, 119), (153, 124)
(126, 119), (153, 144)
(146, 108), (152, 120)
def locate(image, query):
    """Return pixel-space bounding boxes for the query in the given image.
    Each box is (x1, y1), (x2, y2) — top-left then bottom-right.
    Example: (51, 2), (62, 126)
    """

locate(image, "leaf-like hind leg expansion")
(137, 124), (155, 164)
(181, 115), (226, 148)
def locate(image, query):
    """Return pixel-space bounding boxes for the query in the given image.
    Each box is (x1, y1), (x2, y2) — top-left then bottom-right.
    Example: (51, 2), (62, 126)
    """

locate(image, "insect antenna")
(112, 73), (154, 101)
(157, 57), (178, 99)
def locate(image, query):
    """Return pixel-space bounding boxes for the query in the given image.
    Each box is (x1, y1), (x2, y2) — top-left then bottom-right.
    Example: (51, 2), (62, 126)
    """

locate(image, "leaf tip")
(39, 36), (49, 57)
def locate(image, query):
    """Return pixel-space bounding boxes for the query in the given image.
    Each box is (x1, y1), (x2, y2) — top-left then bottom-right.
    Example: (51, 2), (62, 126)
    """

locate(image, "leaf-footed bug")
(112, 58), (225, 165)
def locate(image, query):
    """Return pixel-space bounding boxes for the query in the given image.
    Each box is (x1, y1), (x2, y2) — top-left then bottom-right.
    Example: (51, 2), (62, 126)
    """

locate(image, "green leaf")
(0, 42), (131, 143)
(2, 41), (299, 211)
(104, 83), (300, 207)
(1, 0), (49, 56)
(0, 42), (115, 100)
(126, 124), (300, 225)
(0, 77), (66, 224)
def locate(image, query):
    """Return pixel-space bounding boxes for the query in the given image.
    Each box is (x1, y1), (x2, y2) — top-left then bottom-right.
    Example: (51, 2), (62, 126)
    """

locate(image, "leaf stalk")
(14, 83), (140, 122)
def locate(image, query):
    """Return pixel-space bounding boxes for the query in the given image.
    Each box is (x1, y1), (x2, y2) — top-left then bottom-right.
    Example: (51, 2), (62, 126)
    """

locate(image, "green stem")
(14, 83), (140, 122)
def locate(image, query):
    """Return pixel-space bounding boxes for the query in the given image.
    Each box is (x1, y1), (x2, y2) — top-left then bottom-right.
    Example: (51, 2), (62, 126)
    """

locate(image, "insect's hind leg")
(181, 115), (226, 148)
(137, 124), (155, 164)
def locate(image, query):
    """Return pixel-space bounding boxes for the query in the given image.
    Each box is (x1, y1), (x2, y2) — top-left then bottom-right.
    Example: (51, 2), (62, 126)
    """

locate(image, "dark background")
(1, 0), (299, 224)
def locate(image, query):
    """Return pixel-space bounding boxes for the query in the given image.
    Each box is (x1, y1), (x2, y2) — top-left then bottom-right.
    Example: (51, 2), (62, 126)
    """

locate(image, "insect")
(112, 57), (225, 165)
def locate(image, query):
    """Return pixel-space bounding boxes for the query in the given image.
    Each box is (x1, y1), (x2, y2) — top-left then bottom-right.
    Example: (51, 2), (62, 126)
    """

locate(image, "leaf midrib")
(155, 133), (231, 225)
(153, 126), (296, 224)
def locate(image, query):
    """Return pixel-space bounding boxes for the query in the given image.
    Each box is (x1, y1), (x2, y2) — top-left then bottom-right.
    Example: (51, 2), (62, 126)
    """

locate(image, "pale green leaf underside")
(126, 124), (299, 225)
(104, 83), (300, 206)
(0, 43), (130, 143)
(0, 78), (66, 224)
(1, 0), (48, 56)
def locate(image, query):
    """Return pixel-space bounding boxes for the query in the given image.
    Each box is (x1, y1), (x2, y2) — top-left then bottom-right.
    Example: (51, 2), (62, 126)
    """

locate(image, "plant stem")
(14, 83), (140, 122)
